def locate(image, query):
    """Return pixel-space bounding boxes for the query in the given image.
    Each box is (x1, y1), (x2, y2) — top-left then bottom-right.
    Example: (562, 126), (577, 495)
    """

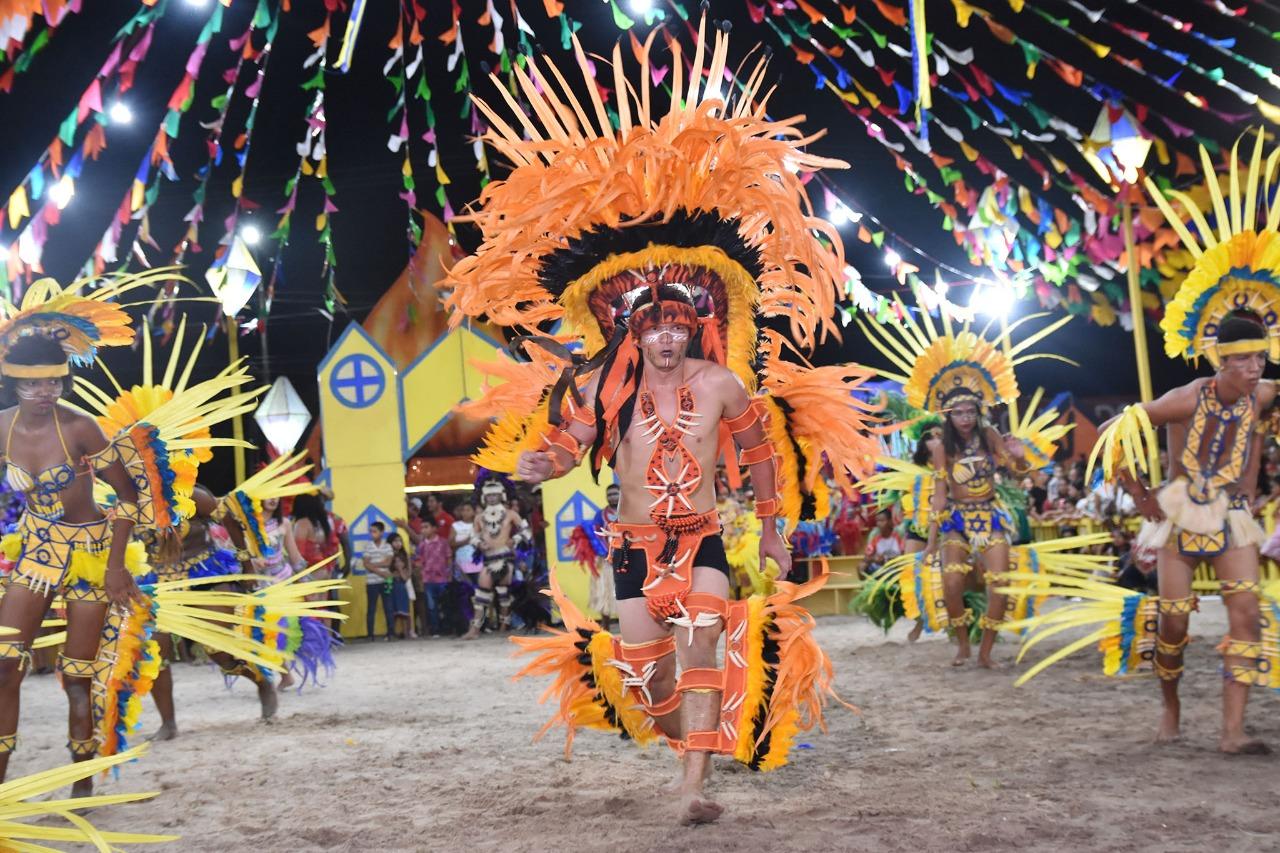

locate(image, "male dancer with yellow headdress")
(1005, 132), (1280, 754)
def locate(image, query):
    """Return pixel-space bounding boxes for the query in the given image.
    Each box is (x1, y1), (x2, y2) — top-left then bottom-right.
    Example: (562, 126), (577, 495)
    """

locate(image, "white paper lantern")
(254, 376), (311, 454)
(205, 234), (262, 317)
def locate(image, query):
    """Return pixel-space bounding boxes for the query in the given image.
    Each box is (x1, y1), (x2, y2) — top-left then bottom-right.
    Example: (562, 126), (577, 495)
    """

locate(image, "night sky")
(0, 0), (1221, 490)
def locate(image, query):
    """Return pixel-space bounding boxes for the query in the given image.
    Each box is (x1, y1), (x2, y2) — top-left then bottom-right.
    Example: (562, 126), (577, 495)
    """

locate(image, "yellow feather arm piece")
(147, 561), (346, 672)
(470, 398), (554, 475)
(0, 744), (177, 849)
(1086, 404), (1158, 483)
(994, 568), (1153, 685)
(78, 359), (264, 530)
(226, 451), (316, 502)
(860, 457), (935, 530)
(1008, 387), (1073, 468)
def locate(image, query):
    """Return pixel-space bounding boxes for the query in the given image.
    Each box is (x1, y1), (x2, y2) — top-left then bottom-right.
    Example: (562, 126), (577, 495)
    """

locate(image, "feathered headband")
(1146, 130), (1280, 367)
(0, 268), (179, 378)
(858, 297), (1070, 414)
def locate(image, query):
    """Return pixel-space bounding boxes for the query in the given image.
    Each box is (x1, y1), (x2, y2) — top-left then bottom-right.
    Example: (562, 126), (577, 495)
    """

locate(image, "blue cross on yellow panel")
(330, 353), (386, 409)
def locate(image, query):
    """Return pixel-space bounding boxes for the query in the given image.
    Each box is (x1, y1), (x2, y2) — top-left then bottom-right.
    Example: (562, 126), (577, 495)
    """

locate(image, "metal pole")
(1122, 198), (1154, 404)
(1122, 195), (1160, 484)
(226, 315), (246, 483)
(998, 309), (1019, 427)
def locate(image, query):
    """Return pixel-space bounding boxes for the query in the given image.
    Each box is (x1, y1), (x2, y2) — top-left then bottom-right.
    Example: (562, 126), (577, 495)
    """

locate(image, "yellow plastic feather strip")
(229, 451), (317, 501)
(995, 569), (1148, 684)
(1086, 404), (1158, 483)
(1008, 388), (1073, 468)
(0, 743), (177, 849)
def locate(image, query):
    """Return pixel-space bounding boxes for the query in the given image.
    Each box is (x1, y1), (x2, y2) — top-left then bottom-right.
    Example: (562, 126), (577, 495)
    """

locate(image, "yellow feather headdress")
(858, 296), (1070, 414)
(0, 267), (180, 368)
(1146, 130), (1280, 367)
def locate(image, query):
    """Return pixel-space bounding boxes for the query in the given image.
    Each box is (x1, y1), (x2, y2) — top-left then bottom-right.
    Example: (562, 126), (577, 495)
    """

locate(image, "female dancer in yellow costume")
(859, 301), (1068, 667)
(0, 272), (180, 796)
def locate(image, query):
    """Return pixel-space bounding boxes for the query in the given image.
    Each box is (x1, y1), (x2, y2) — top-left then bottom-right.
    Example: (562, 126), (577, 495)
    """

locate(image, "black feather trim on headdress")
(537, 209), (765, 298)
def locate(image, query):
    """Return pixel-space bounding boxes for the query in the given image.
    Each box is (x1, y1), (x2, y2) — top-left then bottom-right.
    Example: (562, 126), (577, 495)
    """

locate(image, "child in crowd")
(389, 533), (412, 640)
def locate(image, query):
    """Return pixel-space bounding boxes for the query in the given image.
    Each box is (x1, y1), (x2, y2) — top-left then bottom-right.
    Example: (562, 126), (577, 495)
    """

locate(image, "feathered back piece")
(0, 267), (179, 369)
(858, 295), (1069, 414)
(73, 317), (264, 530)
(220, 451), (317, 558)
(1146, 130), (1280, 367)
(444, 15), (848, 366)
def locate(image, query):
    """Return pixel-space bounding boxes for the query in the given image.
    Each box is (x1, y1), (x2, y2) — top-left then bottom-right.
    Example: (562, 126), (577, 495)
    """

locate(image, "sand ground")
(9, 599), (1279, 852)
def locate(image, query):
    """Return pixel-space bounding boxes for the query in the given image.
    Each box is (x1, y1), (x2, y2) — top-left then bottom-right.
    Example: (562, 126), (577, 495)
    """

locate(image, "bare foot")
(678, 791), (723, 825)
(976, 655), (1004, 670)
(662, 759), (714, 794)
(148, 720), (178, 742)
(277, 671), (295, 693)
(951, 646), (970, 667)
(907, 621), (923, 644)
(1155, 704), (1181, 744)
(258, 680), (279, 720)
(1220, 733), (1271, 755)
(461, 627), (480, 641)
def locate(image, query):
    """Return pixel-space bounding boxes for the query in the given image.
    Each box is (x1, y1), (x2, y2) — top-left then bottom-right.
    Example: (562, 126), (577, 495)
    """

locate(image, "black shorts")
(612, 534), (731, 601)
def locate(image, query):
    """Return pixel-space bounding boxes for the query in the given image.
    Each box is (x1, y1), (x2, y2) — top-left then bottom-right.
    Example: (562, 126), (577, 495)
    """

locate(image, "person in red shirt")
(417, 524), (453, 637)
(864, 509), (905, 574)
(425, 494), (454, 540)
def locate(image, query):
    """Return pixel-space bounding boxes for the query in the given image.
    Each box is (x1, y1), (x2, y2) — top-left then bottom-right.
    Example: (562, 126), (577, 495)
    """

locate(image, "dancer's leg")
(1154, 548), (1195, 743)
(939, 539), (973, 665)
(976, 541), (1011, 668)
(0, 584), (54, 783)
(462, 568), (494, 640)
(62, 599), (109, 797)
(1214, 547), (1269, 755)
(149, 633), (178, 740)
(672, 566), (728, 826)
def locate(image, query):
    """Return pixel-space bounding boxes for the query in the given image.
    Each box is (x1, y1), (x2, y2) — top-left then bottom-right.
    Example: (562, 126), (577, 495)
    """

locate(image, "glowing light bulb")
(49, 175), (75, 209)
(240, 224), (262, 245)
(108, 102), (133, 125)
(884, 248), (902, 268)
(629, 0), (653, 13)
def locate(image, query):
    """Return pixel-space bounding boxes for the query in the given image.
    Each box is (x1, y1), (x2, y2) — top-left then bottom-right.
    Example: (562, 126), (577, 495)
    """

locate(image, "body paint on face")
(15, 378), (61, 400)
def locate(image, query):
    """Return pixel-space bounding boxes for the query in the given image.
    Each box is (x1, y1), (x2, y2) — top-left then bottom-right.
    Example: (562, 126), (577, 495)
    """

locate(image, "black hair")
(291, 492), (331, 538)
(876, 508), (892, 520)
(371, 521), (386, 532)
(911, 434), (933, 466)
(0, 335), (72, 405)
(1219, 314), (1266, 345)
(941, 401), (993, 459)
